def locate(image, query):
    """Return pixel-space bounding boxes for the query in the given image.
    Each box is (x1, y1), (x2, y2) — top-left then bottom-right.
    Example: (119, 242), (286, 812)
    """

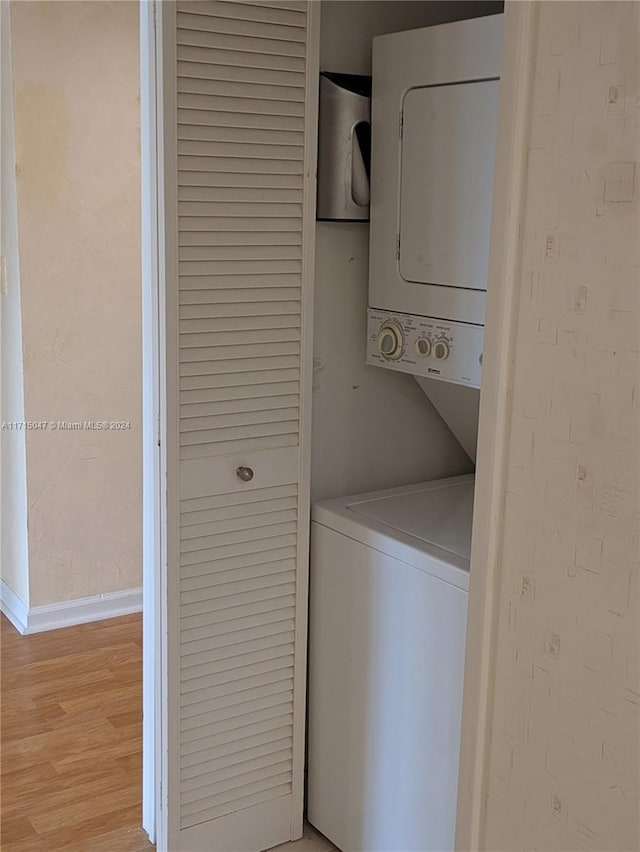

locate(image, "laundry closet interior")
(143, 1), (506, 850)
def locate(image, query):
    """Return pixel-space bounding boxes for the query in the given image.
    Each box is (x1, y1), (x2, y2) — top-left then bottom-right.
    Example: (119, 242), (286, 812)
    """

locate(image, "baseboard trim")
(0, 580), (29, 634)
(0, 581), (142, 634)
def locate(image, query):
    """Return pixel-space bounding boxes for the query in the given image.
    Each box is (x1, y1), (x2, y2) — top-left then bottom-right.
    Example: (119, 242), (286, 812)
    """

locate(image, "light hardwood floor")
(0, 612), (153, 851)
(0, 613), (339, 852)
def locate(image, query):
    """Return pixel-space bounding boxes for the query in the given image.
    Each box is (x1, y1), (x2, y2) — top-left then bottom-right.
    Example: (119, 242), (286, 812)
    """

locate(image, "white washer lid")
(312, 475), (475, 589)
(346, 478), (473, 560)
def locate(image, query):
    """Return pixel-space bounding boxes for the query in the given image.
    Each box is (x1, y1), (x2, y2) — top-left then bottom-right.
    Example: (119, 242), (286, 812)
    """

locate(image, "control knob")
(415, 338), (431, 357)
(376, 321), (404, 361)
(432, 339), (450, 361)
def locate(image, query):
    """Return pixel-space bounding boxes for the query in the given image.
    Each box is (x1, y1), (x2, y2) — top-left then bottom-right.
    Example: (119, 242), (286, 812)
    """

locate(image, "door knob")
(236, 466), (254, 482)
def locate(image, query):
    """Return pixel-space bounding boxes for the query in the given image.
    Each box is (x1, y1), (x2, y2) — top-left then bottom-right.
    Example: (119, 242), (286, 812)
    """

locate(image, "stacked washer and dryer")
(308, 14), (503, 852)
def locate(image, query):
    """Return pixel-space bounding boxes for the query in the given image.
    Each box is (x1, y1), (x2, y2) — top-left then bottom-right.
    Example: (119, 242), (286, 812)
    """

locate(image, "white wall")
(319, 0), (502, 73)
(312, 223), (470, 500)
(9, 1), (141, 608)
(481, 3), (639, 849)
(312, 1), (502, 501)
(0, 2), (30, 604)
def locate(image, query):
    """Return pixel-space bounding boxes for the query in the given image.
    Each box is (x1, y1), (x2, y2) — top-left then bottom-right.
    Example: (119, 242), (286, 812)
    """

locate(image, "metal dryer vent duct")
(316, 72), (372, 222)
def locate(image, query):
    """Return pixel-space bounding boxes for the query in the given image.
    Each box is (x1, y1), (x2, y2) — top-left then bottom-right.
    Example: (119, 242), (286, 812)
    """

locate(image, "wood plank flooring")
(0, 613), (154, 851)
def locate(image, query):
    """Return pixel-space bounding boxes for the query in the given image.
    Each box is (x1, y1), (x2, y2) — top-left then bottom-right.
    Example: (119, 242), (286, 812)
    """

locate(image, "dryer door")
(399, 79), (500, 292)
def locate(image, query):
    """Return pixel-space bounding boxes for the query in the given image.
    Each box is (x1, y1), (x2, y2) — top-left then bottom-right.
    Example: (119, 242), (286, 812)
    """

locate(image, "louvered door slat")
(175, 26), (304, 57)
(183, 387), (299, 410)
(177, 45), (305, 73)
(181, 509), (297, 540)
(181, 758), (293, 807)
(245, 1), (307, 11)
(181, 783), (292, 831)
(181, 612), (294, 648)
(179, 195), (302, 211)
(182, 549), (297, 583)
(181, 610), (295, 656)
(180, 327), (299, 347)
(182, 564), (296, 598)
(178, 109), (304, 133)
(179, 123), (303, 146)
(181, 483), (297, 512)
(181, 216), (302, 231)
(181, 628), (294, 667)
(180, 259), (300, 276)
(178, 79), (305, 105)
(184, 422), (300, 448)
(177, 12), (306, 44)
(179, 667), (295, 714)
(180, 342), (299, 364)
(180, 380), (299, 405)
(179, 158), (302, 177)
(181, 354), (299, 376)
(181, 690), (293, 733)
(180, 314), (300, 332)
(180, 716), (294, 761)
(180, 281), (300, 296)
(160, 1), (316, 846)
(178, 61), (304, 88)
(181, 613), (295, 657)
(179, 140), (303, 160)
(181, 525), (298, 558)
(182, 666), (296, 706)
(181, 748), (292, 794)
(181, 539), (298, 573)
(179, 1), (305, 27)
(179, 238), (301, 253)
(179, 246), (301, 262)
(177, 182), (302, 200)
(181, 744), (293, 791)
(181, 495), (297, 523)
(180, 229), (300, 244)
(179, 172), (303, 190)
(182, 544), (295, 576)
(181, 434), (299, 461)
(181, 642), (295, 686)
(178, 92), (305, 117)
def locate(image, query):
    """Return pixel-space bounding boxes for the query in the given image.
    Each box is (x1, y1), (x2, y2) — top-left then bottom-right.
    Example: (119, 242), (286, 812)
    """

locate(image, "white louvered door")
(154, 2), (319, 849)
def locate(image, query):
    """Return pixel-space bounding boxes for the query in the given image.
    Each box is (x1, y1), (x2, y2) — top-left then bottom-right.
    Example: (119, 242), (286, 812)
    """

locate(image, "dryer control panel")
(366, 309), (482, 388)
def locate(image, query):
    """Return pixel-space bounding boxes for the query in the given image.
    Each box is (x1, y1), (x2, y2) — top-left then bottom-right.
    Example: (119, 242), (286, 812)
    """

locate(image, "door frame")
(140, 0), (165, 843)
(141, 1), (321, 847)
(141, 0), (176, 845)
(454, 3), (538, 850)
(142, 1), (537, 848)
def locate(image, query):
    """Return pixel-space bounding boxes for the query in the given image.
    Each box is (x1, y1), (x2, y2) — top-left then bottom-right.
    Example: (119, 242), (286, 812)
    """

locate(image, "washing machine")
(307, 475), (473, 852)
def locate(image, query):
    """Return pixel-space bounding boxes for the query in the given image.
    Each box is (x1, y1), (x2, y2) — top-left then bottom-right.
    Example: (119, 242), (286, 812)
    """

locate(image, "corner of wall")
(9, 1), (142, 609)
(0, 0), (30, 609)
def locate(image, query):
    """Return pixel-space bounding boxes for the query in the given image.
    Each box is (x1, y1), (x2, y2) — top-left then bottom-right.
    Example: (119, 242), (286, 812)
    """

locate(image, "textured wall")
(1, 2), (30, 603)
(10, 1), (141, 606)
(484, 3), (639, 850)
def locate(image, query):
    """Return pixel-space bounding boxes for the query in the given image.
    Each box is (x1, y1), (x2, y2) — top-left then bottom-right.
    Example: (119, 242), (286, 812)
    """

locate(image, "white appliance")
(367, 15), (503, 392)
(307, 475), (473, 852)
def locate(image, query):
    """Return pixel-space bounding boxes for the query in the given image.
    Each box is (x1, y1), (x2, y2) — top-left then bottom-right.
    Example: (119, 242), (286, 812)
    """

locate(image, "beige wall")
(1, 2), (30, 603)
(10, 1), (141, 606)
(483, 2), (639, 849)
